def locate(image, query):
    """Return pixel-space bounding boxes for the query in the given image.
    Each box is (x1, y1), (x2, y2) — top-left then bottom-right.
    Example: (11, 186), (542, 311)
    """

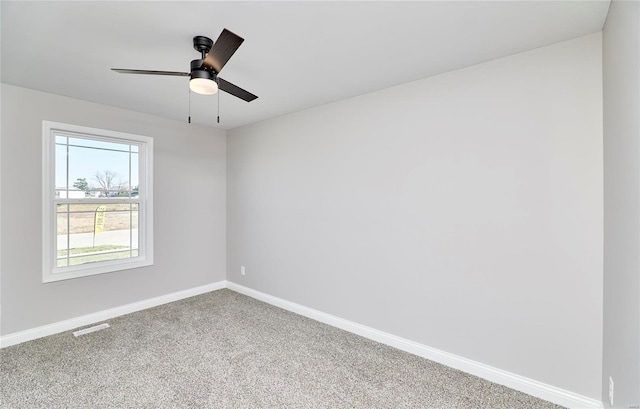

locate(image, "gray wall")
(603, 0), (640, 407)
(0, 84), (227, 335)
(227, 34), (604, 399)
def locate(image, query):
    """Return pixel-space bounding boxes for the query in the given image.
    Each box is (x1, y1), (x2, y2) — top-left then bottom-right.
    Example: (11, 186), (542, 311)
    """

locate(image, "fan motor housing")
(190, 59), (216, 80)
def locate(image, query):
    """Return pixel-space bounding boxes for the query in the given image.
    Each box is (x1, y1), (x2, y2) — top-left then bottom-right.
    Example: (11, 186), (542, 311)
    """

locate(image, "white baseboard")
(226, 281), (603, 409)
(0, 281), (226, 348)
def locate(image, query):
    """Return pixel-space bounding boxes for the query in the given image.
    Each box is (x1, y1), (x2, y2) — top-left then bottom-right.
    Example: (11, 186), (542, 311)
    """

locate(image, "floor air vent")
(73, 323), (110, 337)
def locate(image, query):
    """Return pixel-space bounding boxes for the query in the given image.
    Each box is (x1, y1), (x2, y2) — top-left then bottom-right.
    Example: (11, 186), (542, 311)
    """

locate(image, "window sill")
(43, 257), (153, 283)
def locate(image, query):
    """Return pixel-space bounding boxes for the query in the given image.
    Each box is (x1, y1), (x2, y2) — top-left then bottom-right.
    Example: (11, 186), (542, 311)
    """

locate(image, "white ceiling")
(1, 1), (610, 130)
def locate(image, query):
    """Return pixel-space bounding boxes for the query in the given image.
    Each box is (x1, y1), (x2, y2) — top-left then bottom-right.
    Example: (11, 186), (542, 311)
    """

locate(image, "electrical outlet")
(609, 376), (614, 406)
(240, 266), (246, 276)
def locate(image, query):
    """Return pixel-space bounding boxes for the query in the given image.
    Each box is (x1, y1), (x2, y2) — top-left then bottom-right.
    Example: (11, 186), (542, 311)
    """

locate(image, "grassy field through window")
(57, 203), (138, 234)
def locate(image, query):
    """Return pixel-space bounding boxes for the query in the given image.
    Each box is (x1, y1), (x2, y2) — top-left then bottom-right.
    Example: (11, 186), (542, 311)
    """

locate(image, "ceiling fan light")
(190, 77), (218, 95)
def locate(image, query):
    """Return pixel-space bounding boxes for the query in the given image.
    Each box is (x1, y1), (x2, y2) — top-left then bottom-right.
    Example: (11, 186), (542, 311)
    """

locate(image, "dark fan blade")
(112, 68), (189, 76)
(218, 78), (258, 102)
(203, 29), (244, 73)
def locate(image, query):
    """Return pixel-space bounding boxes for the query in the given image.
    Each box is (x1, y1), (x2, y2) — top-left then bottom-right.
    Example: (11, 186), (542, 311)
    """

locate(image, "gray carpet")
(0, 289), (564, 408)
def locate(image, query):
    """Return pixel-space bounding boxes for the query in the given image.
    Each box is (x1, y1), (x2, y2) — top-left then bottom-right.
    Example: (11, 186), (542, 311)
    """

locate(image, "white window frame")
(42, 121), (154, 283)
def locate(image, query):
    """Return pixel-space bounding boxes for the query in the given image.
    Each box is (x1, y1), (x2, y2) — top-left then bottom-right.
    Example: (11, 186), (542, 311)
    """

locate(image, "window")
(42, 121), (153, 282)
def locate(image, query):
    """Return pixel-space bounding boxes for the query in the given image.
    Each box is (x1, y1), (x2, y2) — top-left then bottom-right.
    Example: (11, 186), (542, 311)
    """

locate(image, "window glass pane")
(57, 204), (69, 236)
(131, 145), (139, 153)
(68, 145), (131, 198)
(68, 137), (131, 153)
(57, 205), (70, 266)
(55, 135), (67, 145)
(55, 144), (68, 196)
(130, 153), (139, 196)
(56, 203), (139, 268)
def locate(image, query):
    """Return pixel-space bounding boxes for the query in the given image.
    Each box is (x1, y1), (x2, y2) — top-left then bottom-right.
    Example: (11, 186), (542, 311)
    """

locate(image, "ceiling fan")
(112, 29), (257, 103)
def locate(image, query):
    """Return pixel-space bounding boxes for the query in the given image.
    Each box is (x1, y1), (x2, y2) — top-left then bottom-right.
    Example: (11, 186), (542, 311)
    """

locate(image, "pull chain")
(217, 80), (220, 124)
(188, 87), (191, 124)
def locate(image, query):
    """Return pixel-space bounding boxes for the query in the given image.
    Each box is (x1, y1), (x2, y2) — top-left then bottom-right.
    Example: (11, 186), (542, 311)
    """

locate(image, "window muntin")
(43, 121), (153, 283)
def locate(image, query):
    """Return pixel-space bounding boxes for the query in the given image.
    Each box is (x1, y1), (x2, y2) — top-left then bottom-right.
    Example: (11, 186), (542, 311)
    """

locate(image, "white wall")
(0, 84), (227, 335)
(227, 34), (603, 399)
(603, 0), (640, 407)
